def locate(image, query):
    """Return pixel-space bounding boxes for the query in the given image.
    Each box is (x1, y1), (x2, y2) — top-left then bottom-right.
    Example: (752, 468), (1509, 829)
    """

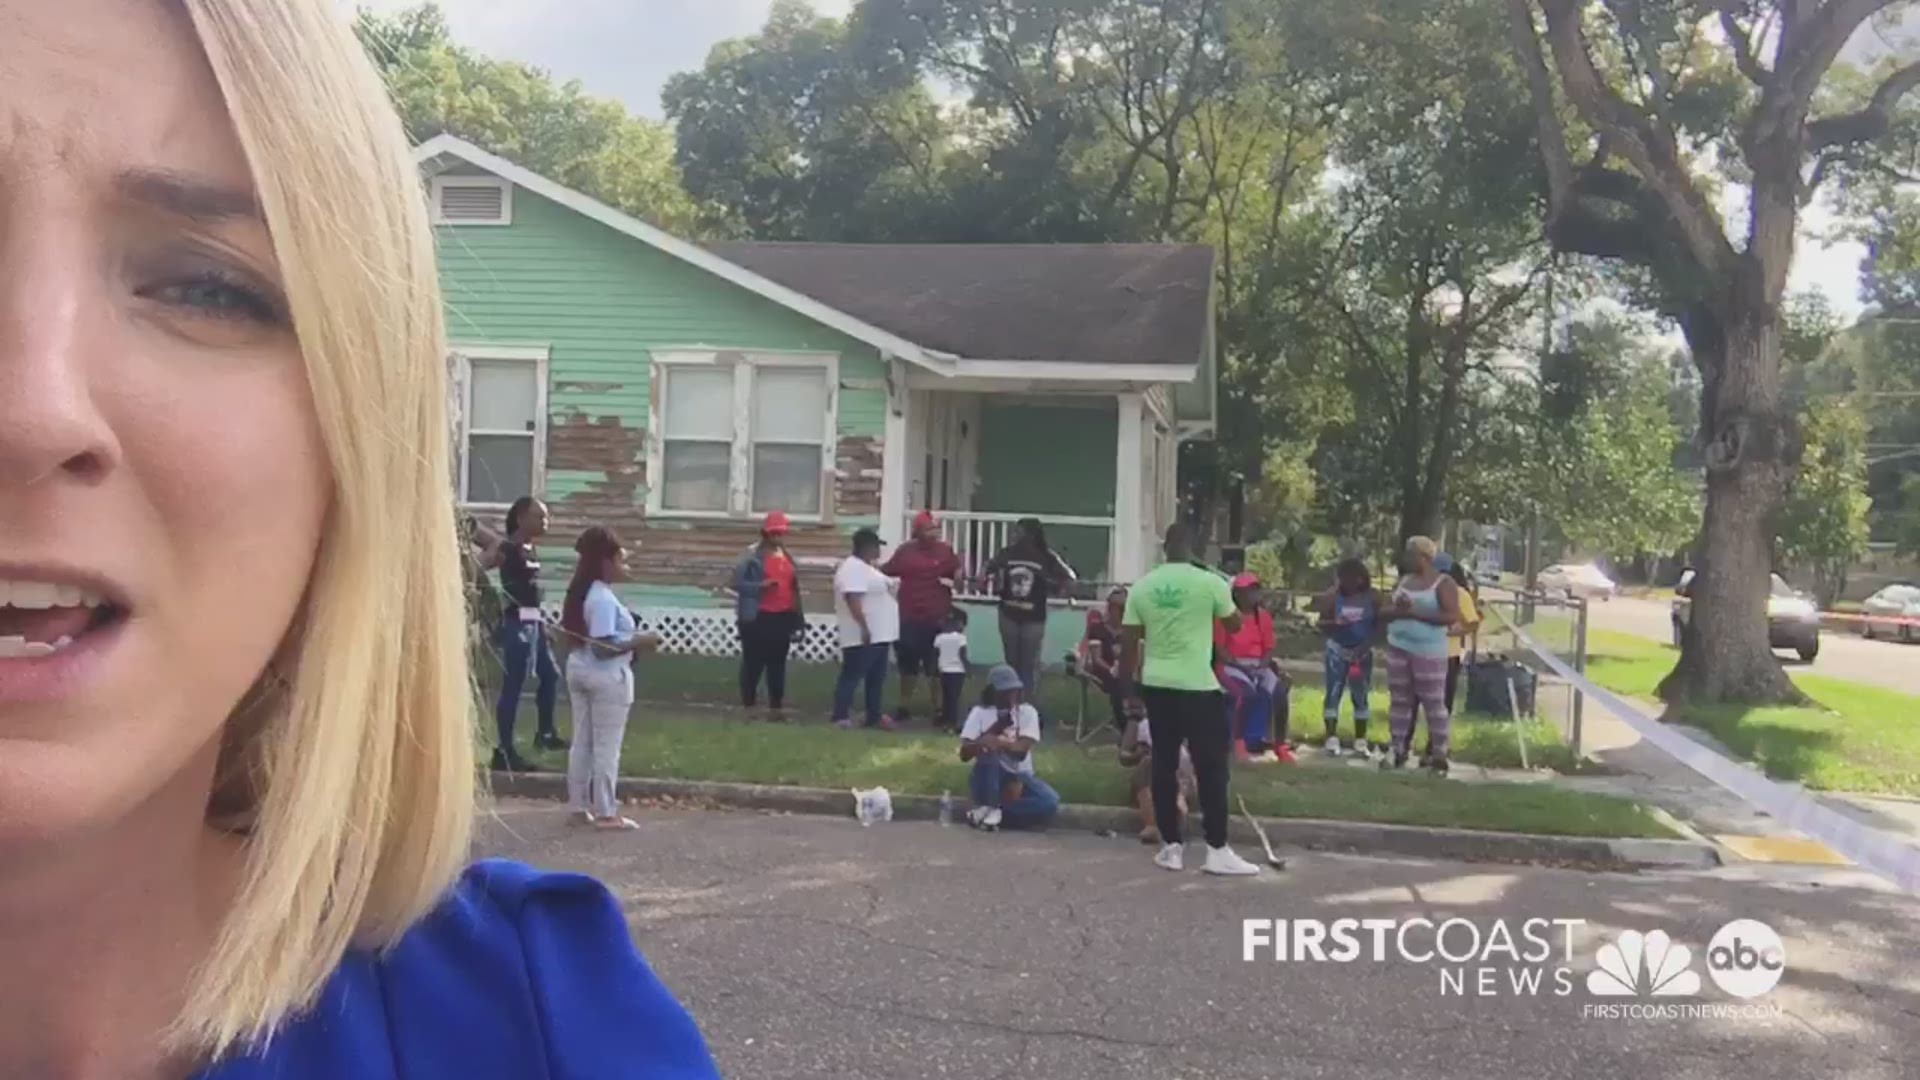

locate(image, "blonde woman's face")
(0, 2), (329, 839)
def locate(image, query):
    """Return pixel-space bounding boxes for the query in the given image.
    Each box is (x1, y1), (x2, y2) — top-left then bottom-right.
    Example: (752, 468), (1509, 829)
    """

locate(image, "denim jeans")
(1322, 642), (1373, 741)
(968, 757), (1061, 829)
(1220, 663), (1283, 748)
(497, 616), (558, 752)
(832, 642), (891, 726)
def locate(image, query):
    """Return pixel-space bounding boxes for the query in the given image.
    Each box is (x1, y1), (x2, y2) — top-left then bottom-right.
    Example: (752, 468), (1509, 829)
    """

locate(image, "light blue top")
(571, 581), (637, 675)
(1386, 579), (1450, 658)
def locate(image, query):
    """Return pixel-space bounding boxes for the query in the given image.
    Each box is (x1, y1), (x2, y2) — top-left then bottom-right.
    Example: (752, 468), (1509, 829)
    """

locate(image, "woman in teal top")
(1381, 537), (1461, 775)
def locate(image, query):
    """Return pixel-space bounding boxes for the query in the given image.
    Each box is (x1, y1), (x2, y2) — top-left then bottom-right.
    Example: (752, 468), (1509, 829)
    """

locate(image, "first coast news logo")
(1242, 917), (1786, 1020)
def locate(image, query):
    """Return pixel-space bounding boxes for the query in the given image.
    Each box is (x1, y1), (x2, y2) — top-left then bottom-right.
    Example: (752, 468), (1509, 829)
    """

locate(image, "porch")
(885, 382), (1182, 594)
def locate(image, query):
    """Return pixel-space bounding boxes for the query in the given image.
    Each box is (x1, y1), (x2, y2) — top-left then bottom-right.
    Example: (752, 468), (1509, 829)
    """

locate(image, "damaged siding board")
(433, 182), (889, 599)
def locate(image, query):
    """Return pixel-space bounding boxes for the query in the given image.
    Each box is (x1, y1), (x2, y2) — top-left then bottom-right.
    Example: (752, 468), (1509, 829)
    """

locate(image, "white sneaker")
(1323, 736), (1342, 757)
(980, 807), (1003, 831)
(1352, 741), (1375, 762)
(1153, 843), (1185, 872)
(967, 805), (991, 828)
(1204, 845), (1263, 877)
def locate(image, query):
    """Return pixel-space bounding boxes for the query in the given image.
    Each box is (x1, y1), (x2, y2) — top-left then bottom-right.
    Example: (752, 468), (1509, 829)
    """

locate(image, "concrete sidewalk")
(483, 801), (1920, 1080)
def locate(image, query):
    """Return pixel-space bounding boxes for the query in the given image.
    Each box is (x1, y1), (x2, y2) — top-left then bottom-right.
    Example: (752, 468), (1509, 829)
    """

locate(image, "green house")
(416, 135), (1218, 654)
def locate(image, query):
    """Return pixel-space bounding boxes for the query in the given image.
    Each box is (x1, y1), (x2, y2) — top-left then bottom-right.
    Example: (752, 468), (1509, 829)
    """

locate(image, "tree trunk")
(1659, 301), (1807, 706)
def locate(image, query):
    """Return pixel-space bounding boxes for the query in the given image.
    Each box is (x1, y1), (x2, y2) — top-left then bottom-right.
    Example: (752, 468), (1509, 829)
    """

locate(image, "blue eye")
(149, 273), (287, 325)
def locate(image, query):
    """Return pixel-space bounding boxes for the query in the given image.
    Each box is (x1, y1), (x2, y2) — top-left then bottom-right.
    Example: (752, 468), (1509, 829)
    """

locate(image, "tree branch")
(1536, 0), (1736, 279)
(1762, 0), (1896, 145)
(1807, 60), (1920, 149)
(1505, 0), (1577, 221)
(1718, 7), (1771, 87)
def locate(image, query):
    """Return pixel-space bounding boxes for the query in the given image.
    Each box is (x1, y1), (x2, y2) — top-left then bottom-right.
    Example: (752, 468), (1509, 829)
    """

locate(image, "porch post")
(1113, 392), (1145, 582)
(879, 357), (912, 547)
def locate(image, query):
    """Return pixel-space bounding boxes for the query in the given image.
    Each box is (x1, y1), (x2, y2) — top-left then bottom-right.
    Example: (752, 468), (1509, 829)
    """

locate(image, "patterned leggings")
(1387, 647), (1451, 759)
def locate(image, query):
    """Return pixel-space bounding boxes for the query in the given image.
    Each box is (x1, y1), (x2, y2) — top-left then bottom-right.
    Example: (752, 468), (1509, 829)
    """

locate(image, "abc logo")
(1706, 919), (1786, 999)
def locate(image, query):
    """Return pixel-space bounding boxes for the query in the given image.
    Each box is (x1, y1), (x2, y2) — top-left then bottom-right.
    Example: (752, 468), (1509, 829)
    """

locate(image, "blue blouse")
(196, 859), (719, 1079)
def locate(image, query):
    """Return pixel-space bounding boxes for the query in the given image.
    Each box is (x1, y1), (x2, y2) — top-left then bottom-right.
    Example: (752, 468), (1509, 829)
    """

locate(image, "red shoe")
(876, 715), (899, 732)
(1274, 744), (1299, 765)
(1233, 744), (1254, 764)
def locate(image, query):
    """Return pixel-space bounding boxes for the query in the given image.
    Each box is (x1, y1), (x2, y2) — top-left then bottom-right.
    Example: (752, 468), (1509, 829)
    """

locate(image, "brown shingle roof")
(704, 242), (1215, 366)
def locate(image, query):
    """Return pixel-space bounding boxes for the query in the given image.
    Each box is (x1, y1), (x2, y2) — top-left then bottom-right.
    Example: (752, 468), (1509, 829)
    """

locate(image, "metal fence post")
(1571, 597), (1589, 758)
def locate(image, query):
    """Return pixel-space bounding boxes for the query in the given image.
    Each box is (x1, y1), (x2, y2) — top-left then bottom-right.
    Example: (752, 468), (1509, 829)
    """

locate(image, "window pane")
(664, 367), (735, 440)
(752, 444), (821, 513)
(467, 434), (534, 504)
(662, 441), (731, 511)
(752, 368), (828, 444)
(470, 359), (539, 432)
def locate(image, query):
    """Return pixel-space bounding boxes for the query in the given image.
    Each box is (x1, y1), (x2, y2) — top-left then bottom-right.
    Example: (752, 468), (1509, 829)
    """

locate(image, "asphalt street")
(1585, 596), (1920, 696)
(482, 801), (1920, 1080)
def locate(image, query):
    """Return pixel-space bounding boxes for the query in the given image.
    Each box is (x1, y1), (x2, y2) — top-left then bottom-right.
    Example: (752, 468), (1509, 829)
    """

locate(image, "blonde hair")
(1405, 535), (1439, 561)
(174, 0), (475, 1056)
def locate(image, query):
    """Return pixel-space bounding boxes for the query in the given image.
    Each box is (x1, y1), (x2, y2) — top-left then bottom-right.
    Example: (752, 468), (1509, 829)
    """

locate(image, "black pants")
(939, 672), (967, 729)
(1445, 657), (1463, 717)
(1141, 687), (1231, 848)
(739, 611), (799, 708)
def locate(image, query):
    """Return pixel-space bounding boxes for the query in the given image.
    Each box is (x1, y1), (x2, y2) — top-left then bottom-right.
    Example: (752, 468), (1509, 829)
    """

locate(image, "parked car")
(1671, 571), (1822, 661)
(1535, 563), (1619, 601)
(1861, 584), (1920, 642)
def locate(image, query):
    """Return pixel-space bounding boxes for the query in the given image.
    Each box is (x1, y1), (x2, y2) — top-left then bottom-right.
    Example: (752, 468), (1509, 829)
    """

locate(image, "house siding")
(436, 185), (886, 601)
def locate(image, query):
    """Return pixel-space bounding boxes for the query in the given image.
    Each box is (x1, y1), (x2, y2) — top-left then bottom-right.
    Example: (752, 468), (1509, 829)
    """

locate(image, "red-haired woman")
(561, 527), (658, 830)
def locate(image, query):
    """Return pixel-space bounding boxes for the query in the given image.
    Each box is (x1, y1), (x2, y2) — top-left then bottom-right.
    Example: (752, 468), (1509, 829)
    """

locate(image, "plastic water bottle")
(938, 791), (954, 827)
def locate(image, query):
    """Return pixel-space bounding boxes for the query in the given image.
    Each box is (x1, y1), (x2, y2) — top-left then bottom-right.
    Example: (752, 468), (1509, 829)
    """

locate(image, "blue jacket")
(732, 544), (803, 623)
(196, 860), (719, 1079)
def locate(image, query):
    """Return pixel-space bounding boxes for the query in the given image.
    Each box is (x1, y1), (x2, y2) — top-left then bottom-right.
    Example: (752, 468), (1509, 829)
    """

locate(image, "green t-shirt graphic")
(1122, 562), (1235, 692)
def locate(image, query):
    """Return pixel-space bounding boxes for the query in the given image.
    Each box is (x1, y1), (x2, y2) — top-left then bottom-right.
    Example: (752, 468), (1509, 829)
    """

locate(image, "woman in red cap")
(1215, 573), (1294, 763)
(733, 511), (806, 719)
(881, 509), (961, 726)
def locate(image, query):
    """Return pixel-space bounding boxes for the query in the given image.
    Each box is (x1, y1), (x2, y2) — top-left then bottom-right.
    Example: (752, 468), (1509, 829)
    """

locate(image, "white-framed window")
(430, 175), (512, 225)
(650, 352), (837, 518)
(451, 344), (548, 506)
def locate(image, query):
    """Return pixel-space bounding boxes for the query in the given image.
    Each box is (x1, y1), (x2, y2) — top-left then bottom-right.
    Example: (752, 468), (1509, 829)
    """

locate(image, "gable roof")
(412, 134), (947, 372)
(705, 243), (1214, 369)
(412, 135), (1213, 382)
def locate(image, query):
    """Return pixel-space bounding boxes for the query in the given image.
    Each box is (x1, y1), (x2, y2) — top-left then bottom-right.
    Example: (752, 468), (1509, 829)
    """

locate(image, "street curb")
(487, 771), (1721, 872)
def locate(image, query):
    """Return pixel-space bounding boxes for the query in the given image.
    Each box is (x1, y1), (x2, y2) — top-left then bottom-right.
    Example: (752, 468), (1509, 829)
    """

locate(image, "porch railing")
(914, 510), (1117, 599)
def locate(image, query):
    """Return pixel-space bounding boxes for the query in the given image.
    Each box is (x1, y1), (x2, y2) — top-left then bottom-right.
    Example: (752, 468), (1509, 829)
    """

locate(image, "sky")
(359, 0), (1879, 317)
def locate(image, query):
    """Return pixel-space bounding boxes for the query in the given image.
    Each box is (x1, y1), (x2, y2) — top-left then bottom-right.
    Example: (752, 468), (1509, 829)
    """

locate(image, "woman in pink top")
(1215, 574), (1294, 763)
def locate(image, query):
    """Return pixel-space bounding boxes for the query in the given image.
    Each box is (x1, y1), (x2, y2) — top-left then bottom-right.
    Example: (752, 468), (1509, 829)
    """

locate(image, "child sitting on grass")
(958, 665), (1061, 831)
(1117, 709), (1197, 845)
(933, 608), (970, 733)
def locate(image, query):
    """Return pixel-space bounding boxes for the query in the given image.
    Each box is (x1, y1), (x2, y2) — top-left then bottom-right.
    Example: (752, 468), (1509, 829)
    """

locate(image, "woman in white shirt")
(831, 528), (901, 731)
(559, 527), (658, 830)
(957, 666), (1061, 830)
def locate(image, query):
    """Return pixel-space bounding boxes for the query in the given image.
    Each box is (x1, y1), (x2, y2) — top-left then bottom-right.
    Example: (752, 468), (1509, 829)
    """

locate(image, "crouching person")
(958, 665), (1062, 831)
(1118, 706), (1196, 845)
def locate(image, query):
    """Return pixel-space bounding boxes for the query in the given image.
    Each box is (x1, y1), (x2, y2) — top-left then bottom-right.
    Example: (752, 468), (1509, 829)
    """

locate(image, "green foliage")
(355, 4), (703, 233)
(1778, 400), (1874, 608)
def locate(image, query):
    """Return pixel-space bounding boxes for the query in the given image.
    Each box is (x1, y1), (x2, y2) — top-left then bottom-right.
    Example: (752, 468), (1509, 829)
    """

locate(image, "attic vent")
(431, 177), (511, 225)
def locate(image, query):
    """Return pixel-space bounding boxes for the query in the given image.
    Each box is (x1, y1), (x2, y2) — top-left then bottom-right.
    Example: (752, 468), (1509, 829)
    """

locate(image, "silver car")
(1672, 571), (1822, 662)
(1862, 584), (1920, 642)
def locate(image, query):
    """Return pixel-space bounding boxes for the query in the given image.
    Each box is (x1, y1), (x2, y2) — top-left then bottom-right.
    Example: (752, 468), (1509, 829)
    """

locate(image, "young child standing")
(933, 609), (971, 733)
(1318, 558), (1380, 759)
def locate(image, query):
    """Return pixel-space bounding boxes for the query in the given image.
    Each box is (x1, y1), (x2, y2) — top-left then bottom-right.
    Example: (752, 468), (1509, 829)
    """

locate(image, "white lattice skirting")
(633, 607), (844, 664)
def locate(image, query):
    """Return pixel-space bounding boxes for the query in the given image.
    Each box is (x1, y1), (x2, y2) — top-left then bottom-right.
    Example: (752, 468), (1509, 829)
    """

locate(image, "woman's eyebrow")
(116, 166), (261, 222)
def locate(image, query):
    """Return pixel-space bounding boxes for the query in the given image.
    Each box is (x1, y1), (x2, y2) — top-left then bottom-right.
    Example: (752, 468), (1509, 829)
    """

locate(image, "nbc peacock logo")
(1585, 929), (1702, 997)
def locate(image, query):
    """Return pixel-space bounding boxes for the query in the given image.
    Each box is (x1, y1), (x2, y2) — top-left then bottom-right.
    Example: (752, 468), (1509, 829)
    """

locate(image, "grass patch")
(528, 708), (1670, 839)
(1557, 627), (1920, 797)
(493, 652), (1576, 773)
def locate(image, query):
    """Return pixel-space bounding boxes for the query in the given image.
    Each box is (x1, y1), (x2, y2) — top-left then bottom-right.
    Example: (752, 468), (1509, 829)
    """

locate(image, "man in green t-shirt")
(1119, 524), (1263, 877)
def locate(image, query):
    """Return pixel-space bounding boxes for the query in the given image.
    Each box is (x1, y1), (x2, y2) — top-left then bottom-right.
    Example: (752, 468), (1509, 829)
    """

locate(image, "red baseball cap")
(911, 510), (939, 533)
(762, 511), (792, 535)
(1231, 572), (1261, 589)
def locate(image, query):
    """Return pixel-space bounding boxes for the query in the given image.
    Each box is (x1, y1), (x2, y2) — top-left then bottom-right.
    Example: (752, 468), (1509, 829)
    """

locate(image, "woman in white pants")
(559, 527), (656, 830)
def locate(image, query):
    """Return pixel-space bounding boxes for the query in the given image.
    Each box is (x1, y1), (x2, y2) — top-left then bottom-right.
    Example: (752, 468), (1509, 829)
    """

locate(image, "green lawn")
(511, 707), (1672, 839)
(488, 650), (1667, 839)
(1570, 628), (1920, 797)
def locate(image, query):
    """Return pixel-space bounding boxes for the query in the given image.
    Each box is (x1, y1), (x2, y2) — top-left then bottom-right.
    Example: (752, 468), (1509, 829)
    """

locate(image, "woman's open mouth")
(0, 576), (131, 702)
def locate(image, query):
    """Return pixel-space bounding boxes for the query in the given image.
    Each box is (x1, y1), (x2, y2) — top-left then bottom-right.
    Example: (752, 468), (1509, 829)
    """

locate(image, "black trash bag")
(1465, 657), (1537, 719)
